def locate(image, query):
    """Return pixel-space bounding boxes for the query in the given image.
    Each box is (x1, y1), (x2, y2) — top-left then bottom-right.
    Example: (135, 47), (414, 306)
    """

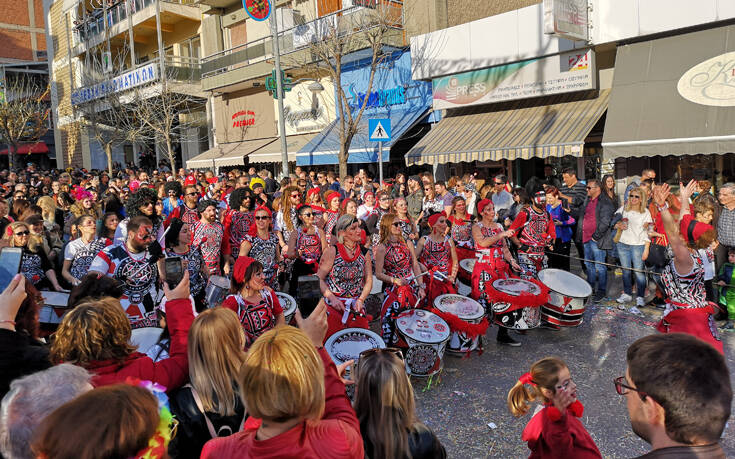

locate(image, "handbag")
(645, 239), (669, 268)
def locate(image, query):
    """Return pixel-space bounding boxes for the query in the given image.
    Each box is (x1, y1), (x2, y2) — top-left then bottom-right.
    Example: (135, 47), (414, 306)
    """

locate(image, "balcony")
(201, 2), (405, 92)
(71, 0), (200, 56)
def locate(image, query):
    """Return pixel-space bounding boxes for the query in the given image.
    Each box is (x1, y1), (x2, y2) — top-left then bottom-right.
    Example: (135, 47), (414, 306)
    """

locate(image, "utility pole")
(270, 9), (289, 179)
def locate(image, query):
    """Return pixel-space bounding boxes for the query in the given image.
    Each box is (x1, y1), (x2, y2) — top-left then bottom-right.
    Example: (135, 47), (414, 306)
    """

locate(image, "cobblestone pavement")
(399, 263), (735, 459)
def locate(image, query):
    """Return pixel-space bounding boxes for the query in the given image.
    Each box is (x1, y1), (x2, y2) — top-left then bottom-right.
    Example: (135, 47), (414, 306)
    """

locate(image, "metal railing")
(201, 1), (403, 79)
(73, 0), (197, 43)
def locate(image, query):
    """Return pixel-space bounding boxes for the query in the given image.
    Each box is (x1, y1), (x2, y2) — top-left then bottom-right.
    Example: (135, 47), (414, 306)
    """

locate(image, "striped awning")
(186, 138), (276, 169)
(405, 89), (610, 166)
(248, 133), (316, 164)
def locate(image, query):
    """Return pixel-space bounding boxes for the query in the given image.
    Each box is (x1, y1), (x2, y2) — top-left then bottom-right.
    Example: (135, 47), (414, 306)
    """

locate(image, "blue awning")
(296, 108), (430, 166)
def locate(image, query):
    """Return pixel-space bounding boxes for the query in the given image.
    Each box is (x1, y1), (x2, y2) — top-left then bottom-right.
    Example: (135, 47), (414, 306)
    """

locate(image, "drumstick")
(341, 299), (355, 324)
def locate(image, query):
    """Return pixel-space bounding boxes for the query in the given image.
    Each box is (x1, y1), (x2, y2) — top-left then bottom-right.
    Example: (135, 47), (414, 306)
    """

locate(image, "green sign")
(265, 69), (292, 99)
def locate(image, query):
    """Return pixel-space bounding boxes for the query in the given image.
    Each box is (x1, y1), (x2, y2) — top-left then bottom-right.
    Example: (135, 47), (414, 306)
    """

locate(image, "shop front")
(406, 48), (610, 185)
(602, 24), (735, 187)
(297, 49), (433, 173)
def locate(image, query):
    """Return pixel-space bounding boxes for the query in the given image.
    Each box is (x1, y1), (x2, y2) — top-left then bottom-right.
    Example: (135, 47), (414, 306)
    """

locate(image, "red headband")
(428, 213), (443, 228)
(326, 191), (341, 205)
(364, 192), (374, 199)
(307, 187), (321, 198)
(254, 204), (272, 218)
(233, 256), (256, 284)
(477, 199), (493, 215)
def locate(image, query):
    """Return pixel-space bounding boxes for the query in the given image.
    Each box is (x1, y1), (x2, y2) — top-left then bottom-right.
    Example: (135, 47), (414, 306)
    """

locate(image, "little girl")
(507, 357), (601, 459)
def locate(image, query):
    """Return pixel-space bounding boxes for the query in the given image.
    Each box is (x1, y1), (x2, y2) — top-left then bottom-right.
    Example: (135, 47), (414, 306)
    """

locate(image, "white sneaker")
(636, 297), (645, 307)
(616, 293), (633, 304)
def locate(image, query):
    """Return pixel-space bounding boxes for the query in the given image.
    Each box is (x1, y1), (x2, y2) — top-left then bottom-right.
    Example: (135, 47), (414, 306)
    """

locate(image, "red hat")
(233, 256), (257, 284)
(680, 214), (714, 244)
(206, 177), (218, 184)
(428, 213), (444, 228)
(477, 199), (493, 214)
(184, 175), (196, 186)
(326, 191), (341, 205)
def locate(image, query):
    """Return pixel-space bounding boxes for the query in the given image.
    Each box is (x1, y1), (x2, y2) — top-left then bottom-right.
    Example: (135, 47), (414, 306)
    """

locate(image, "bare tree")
(290, 0), (404, 177)
(0, 75), (50, 170)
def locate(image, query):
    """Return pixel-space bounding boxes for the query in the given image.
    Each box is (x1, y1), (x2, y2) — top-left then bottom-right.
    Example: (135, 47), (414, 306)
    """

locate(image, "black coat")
(0, 329), (51, 400)
(364, 425), (447, 459)
(574, 194), (615, 250)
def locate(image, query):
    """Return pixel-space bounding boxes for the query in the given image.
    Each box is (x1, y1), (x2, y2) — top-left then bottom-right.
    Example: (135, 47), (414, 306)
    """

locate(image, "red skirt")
(471, 256), (510, 302)
(325, 302), (370, 342)
(424, 275), (457, 309)
(657, 305), (723, 354)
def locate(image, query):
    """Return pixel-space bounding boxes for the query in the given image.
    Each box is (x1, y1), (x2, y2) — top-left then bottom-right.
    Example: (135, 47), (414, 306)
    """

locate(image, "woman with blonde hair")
(612, 186), (652, 308)
(354, 348), (446, 459)
(374, 213), (425, 345)
(36, 195), (61, 231)
(391, 197), (418, 242)
(49, 273), (195, 390)
(2, 221), (62, 291)
(169, 308), (248, 457)
(276, 185), (301, 252)
(507, 357), (601, 458)
(201, 311), (364, 458)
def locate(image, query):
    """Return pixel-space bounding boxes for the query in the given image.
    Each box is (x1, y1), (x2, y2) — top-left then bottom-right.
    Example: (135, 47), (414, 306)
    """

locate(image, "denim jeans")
(616, 243), (647, 298)
(584, 240), (608, 295)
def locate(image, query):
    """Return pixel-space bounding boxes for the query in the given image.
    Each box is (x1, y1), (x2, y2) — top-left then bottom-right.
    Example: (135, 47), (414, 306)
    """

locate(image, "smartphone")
(297, 275), (322, 319)
(164, 256), (183, 289)
(0, 247), (22, 293)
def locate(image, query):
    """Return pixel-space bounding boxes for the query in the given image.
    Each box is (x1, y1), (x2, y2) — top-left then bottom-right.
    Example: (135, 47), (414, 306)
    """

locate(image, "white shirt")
(492, 190), (513, 213)
(616, 207), (652, 246)
(357, 204), (374, 221)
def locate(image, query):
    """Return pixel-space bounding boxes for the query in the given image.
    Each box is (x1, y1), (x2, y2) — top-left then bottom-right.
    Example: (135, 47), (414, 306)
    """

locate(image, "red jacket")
(84, 298), (194, 392)
(200, 348), (363, 459)
(522, 402), (601, 459)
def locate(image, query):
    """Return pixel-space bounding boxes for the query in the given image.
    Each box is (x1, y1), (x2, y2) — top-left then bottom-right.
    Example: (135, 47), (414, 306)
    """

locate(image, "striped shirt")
(560, 181), (587, 216)
(718, 207), (735, 247)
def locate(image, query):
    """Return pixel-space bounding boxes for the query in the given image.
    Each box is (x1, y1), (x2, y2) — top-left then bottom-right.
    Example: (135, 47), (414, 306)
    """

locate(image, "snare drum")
(459, 258), (475, 284)
(276, 292), (297, 324)
(38, 291), (70, 325)
(205, 275), (230, 307)
(130, 327), (164, 354)
(396, 309), (450, 377)
(538, 269), (592, 327)
(434, 294), (485, 353)
(489, 278), (543, 330)
(325, 328), (385, 398)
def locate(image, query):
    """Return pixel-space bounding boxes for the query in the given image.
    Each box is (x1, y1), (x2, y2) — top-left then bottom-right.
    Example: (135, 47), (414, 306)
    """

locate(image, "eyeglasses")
(14, 230), (30, 236)
(360, 347), (404, 360)
(614, 376), (648, 398)
(254, 215), (270, 221)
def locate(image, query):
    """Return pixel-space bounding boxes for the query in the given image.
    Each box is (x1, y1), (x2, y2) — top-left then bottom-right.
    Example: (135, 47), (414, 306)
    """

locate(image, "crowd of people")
(0, 163), (732, 458)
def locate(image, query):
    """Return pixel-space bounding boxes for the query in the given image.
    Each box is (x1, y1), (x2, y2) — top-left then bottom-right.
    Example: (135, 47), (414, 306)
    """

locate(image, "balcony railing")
(72, 0), (197, 44)
(201, 2), (403, 80)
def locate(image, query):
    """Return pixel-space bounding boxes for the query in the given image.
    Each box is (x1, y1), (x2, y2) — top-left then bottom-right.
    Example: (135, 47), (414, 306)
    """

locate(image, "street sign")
(243, 0), (271, 22)
(369, 118), (391, 142)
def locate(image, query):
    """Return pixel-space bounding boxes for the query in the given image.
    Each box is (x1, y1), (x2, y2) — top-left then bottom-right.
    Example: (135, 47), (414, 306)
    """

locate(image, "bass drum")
(433, 294), (485, 353)
(396, 309), (450, 377)
(458, 258), (475, 295)
(489, 278), (543, 330)
(538, 269), (592, 327)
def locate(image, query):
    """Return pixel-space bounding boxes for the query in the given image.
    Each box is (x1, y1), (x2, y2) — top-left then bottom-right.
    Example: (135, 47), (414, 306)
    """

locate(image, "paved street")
(403, 266), (735, 459)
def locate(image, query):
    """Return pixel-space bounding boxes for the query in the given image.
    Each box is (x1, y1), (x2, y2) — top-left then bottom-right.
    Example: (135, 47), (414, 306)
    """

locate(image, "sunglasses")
(255, 215), (270, 221)
(391, 222), (402, 227)
(360, 347), (404, 360)
(301, 212), (313, 217)
(494, 182), (504, 186)
(614, 376), (648, 398)
(14, 230), (30, 236)
(186, 192), (198, 196)
(629, 195), (641, 199)
(290, 193), (300, 198)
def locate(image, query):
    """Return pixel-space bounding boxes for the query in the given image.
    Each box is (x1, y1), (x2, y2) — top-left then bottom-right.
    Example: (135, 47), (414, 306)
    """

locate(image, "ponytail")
(507, 357), (567, 417)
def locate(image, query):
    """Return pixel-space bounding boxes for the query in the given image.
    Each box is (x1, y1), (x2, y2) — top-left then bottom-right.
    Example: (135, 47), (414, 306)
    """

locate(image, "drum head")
(396, 309), (450, 344)
(40, 291), (70, 307)
(538, 269), (593, 298)
(324, 328), (385, 366)
(276, 292), (297, 317)
(434, 294), (484, 320)
(491, 278), (541, 296)
(130, 327), (164, 354)
(459, 258), (476, 273)
(209, 275), (231, 289)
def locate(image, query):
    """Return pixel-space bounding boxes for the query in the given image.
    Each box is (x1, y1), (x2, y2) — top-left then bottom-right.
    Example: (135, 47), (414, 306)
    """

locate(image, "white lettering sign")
(71, 63), (159, 106)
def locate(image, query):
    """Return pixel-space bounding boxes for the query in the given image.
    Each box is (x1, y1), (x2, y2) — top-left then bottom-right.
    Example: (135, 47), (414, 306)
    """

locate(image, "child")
(717, 248), (735, 330)
(507, 357), (601, 459)
(681, 200), (718, 304)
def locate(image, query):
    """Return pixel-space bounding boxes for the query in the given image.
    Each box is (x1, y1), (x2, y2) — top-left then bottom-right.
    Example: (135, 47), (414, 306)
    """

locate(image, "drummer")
(317, 214), (372, 339)
(448, 196), (475, 262)
(285, 204), (327, 299)
(374, 213), (426, 345)
(509, 188), (556, 280)
(221, 256), (285, 348)
(239, 205), (281, 291)
(416, 213), (458, 307)
(471, 199), (522, 347)
(158, 218), (209, 311)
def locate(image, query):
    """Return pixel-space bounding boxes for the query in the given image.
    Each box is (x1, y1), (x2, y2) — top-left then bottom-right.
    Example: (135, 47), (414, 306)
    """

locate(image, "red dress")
(323, 244), (370, 338)
(471, 222), (510, 308)
(418, 235), (457, 308)
(380, 241), (420, 345)
(222, 290), (283, 348)
(522, 402), (602, 459)
(448, 213), (475, 263)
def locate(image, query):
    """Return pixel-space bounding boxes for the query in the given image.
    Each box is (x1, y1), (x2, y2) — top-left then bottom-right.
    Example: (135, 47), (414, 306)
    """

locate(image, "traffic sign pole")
(378, 141), (383, 186)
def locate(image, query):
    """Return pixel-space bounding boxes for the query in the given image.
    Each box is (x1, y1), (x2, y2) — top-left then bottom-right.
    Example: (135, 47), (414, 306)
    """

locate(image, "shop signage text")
(678, 51), (735, 107)
(232, 110), (256, 128)
(543, 0), (589, 42)
(347, 84), (406, 110)
(71, 63), (159, 106)
(283, 105), (325, 128)
(276, 78), (335, 136)
(432, 49), (595, 110)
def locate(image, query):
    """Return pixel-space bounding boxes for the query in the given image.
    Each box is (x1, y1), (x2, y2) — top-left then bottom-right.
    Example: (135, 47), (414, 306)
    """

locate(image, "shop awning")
(248, 133), (317, 164)
(603, 25), (735, 159)
(405, 90), (609, 166)
(186, 138), (276, 169)
(296, 108), (430, 166)
(0, 142), (49, 155)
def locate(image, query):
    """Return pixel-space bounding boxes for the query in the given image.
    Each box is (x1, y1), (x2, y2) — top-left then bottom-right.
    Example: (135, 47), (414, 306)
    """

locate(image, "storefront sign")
(232, 110), (256, 128)
(276, 78), (335, 136)
(432, 49), (595, 110)
(71, 63), (159, 106)
(347, 84), (406, 110)
(678, 51), (735, 107)
(543, 0), (589, 42)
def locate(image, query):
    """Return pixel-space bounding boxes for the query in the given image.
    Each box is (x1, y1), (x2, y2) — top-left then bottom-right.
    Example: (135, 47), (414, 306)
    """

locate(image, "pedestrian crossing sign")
(369, 118), (391, 142)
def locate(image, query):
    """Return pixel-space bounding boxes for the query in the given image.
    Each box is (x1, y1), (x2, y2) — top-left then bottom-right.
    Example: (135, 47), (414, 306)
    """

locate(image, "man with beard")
(509, 188), (556, 280)
(619, 333), (730, 458)
(114, 187), (164, 247)
(192, 199), (224, 276)
(366, 191), (393, 246)
(89, 216), (160, 328)
(165, 185), (200, 227)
